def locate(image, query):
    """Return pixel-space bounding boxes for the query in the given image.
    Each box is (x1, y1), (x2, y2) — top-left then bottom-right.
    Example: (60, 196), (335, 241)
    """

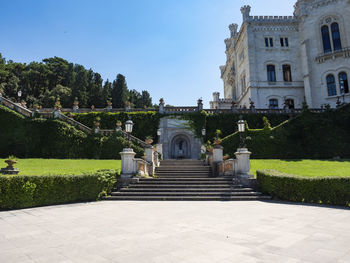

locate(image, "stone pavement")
(0, 201), (349, 263)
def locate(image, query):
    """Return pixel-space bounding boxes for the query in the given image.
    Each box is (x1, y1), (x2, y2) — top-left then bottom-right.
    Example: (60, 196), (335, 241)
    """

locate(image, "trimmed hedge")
(257, 170), (350, 206)
(0, 105), (144, 159)
(71, 111), (162, 141)
(0, 169), (117, 210)
(222, 105), (350, 159)
(71, 111), (291, 144)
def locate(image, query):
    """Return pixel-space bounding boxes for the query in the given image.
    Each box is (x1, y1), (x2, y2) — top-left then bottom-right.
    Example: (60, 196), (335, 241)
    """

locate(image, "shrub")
(222, 105), (350, 159)
(0, 105), (144, 159)
(257, 170), (350, 206)
(0, 169), (118, 210)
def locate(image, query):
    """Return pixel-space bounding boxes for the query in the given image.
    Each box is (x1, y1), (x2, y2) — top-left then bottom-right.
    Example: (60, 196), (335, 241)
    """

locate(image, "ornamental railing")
(0, 96), (33, 117)
(316, 47), (350, 63)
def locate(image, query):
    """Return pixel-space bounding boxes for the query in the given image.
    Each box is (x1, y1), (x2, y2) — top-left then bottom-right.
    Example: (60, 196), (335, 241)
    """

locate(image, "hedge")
(71, 111), (162, 141)
(257, 170), (350, 206)
(222, 105), (350, 159)
(0, 169), (117, 210)
(0, 105), (144, 159)
(71, 110), (290, 142)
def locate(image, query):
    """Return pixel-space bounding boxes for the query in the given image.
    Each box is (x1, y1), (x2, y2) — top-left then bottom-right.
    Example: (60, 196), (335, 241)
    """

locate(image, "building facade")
(211, 0), (350, 110)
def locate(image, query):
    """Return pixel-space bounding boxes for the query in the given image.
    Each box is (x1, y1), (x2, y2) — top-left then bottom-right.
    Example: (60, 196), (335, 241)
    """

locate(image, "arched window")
(321, 25), (332, 53)
(327, 74), (337, 96)
(267, 65), (276, 82)
(331, 23), (342, 51)
(269, 99), (279, 109)
(282, 64), (292, 82)
(339, 72), (349, 94)
(285, 99), (295, 109)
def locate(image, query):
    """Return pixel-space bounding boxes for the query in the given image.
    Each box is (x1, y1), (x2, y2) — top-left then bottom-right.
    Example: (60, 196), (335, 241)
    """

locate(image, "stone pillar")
(120, 148), (136, 184)
(234, 148), (253, 186)
(145, 145), (155, 175)
(159, 99), (165, 114)
(197, 99), (203, 111)
(156, 144), (163, 160)
(145, 145), (154, 163)
(53, 108), (61, 119)
(213, 145), (223, 163)
(213, 145), (223, 176)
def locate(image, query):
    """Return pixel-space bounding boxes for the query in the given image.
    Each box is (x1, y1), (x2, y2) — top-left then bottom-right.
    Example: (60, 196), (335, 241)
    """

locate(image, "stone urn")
(145, 138), (153, 145)
(214, 138), (222, 145)
(1, 159), (19, 175)
(5, 159), (17, 169)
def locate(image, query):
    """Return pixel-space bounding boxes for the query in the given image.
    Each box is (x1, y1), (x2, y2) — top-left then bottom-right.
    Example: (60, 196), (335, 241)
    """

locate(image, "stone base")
(1, 168), (19, 175)
(119, 174), (139, 187)
(237, 174), (256, 188)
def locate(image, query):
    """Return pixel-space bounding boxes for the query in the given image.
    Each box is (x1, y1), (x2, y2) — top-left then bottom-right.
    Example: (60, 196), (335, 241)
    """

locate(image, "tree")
(112, 74), (128, 108)
(102, 80), (112, 106)
(140, 90), (152, 108)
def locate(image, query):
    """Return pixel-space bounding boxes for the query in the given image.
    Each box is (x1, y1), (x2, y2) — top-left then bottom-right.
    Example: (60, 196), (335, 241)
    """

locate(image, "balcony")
(316, 47), (350, 63)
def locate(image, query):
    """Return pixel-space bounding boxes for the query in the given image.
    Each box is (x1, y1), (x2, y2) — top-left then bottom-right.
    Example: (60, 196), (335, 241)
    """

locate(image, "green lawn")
(251, 159), (350, 178)
(0, 159), (121, 176)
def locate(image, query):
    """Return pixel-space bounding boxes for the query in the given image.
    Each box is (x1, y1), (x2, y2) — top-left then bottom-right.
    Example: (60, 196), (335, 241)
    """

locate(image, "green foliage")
(0, 54), (153, 108)
(0, 105), (144, 159)
(257, 170), (350, 206)
(112, 74), (128, 108)
(222, 105), (350, 159)
(72, 111), (161, 141)
(0, 170), (118, 210)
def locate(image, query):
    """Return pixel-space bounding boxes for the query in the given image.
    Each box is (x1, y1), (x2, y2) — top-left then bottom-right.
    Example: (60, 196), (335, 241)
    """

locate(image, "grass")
(0, 159), (121, 176)
(251, 159), (350, 178)
(1, 158), (349, 178)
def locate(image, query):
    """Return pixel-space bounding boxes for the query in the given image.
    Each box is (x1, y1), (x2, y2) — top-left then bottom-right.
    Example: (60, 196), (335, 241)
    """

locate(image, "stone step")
(129, 184), (234, 188)
(111, 192), (262, 197)
(118, 188), (252, 192)
(133, 182), (232, 185)
(104, 195), (272, 201)
(156, 168), (211, 171)
(139, 178), (232, 182)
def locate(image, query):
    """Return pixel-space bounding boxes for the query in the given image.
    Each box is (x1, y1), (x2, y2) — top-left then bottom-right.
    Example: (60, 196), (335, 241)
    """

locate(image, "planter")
(145, 139), (153, 145)
(5, 160), (17, 169)
(214, 139), (222, 145)
(223, 156), (229, 161)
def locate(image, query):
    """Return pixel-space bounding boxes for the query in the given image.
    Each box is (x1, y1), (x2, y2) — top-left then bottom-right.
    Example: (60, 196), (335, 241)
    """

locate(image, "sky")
(0, 0), (296, 107)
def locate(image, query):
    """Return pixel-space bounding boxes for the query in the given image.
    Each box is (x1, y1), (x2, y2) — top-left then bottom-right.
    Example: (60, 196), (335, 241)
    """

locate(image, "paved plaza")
(0, 201), (349, 263)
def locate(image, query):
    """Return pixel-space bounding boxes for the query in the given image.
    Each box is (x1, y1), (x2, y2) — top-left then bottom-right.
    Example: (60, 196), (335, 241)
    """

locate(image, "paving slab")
(0, 201), (349, 263)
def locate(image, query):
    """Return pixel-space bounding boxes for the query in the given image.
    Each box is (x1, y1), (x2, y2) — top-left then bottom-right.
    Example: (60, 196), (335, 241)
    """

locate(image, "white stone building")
(211, 0), (350, 110)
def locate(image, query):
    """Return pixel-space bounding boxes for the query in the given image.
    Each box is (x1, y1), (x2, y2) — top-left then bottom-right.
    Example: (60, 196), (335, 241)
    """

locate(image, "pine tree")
(111, 74), (128, 108)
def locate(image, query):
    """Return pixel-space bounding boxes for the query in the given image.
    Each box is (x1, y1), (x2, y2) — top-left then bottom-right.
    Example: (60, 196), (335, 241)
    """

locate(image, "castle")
(211, 0), (350, 110)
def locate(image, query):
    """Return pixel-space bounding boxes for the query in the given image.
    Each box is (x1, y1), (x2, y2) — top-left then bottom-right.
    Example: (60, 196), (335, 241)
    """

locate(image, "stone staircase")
(106, 159), (271, 201)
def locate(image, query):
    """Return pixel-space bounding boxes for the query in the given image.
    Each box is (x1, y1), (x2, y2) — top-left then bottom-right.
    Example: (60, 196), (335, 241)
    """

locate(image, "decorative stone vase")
(94, 122), (100, 129)
(5, 160), (17, 169)
(145, 139), (153, 145)
(214, 139), (222, 145)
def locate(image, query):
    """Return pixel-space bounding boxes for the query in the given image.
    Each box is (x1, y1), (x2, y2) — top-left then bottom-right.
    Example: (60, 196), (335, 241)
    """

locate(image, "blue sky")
(0, 0), (296, 107)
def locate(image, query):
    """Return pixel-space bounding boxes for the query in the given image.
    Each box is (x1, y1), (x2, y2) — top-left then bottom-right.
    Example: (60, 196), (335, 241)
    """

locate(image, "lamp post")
(157, 128), (162, 143)
(17, 90), (22, 103)
(125, 119), (134, 148)
(238, 118), (246, 148)
(201, 128), (206, 142)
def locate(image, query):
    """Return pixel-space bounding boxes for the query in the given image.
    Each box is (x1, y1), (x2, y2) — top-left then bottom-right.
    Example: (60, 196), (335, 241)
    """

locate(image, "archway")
(170, 134), (191, 159)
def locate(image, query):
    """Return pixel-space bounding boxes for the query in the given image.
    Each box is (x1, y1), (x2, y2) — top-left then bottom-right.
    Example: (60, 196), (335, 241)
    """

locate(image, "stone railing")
(0, 96), (33, 117)
(134, 158), (151, 177)
(164, 106), (199, 113)
(217, 159), (237, 177)
(30, 105), (326, 116)
(59, 113), (92, 134)
(316, 47), (350, 63)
